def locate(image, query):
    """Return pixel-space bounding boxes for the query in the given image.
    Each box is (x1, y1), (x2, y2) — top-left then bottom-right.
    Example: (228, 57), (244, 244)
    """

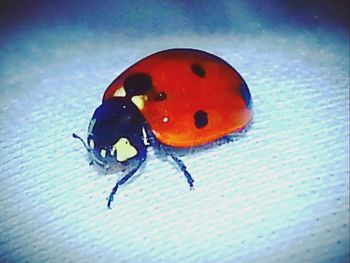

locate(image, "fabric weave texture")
(0, 18), (349, 263)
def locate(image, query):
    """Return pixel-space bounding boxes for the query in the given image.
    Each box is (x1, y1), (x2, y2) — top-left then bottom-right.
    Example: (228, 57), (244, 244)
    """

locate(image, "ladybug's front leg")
(107, 159), (145, 209)
(169, 154), (195, 190)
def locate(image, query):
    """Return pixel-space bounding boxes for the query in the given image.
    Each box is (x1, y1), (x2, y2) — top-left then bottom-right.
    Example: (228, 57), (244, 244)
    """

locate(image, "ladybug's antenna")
(72, 133), (90, 152)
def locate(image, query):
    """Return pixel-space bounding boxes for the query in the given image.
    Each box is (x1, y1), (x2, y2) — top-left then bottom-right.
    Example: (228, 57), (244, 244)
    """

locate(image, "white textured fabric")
(0, 31), (349, 263)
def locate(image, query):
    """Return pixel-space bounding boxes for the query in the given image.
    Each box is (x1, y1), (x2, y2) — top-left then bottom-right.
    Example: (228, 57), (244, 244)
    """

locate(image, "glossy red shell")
(103, 49), (252, 148)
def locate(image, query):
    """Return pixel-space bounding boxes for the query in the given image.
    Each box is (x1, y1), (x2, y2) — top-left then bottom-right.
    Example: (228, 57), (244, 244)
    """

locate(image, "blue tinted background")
(0, 1), (349, 262)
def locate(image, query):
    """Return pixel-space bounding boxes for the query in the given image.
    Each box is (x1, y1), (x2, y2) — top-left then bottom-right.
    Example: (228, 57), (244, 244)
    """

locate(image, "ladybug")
(73, 48), (252, 208)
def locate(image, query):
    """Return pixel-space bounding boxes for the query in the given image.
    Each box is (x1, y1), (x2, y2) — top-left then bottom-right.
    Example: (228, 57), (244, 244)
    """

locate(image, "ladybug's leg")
(107, 159), (145, 209)
(103, 164), (110, 175)
(169, 154), (194, 190)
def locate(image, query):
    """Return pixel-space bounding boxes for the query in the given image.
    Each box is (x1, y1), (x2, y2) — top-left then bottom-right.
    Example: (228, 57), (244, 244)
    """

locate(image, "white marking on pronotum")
(162, 116), (169, 123)
(131, 95), (148, 110)
(100, 149), (107, 158)
(88, 118), (96, 135)
(113, 86), (126, 97)
(89, 139), (95, 149)
(142, 127), (150, 145)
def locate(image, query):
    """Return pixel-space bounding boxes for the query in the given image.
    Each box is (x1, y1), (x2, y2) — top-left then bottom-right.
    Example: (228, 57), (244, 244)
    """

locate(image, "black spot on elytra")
(191, 63), (205, 78)
(124, 73), (153, 97)
(153, 92), (167, 101)
(194, 110), (208, 129)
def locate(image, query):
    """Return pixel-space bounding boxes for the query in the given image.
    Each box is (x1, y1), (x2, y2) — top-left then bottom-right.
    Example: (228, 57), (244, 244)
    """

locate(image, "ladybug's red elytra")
(73, 48), (253, 208)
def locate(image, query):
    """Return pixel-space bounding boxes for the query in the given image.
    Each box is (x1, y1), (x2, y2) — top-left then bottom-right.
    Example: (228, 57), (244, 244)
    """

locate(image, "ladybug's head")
(74, 97), (149, 171)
